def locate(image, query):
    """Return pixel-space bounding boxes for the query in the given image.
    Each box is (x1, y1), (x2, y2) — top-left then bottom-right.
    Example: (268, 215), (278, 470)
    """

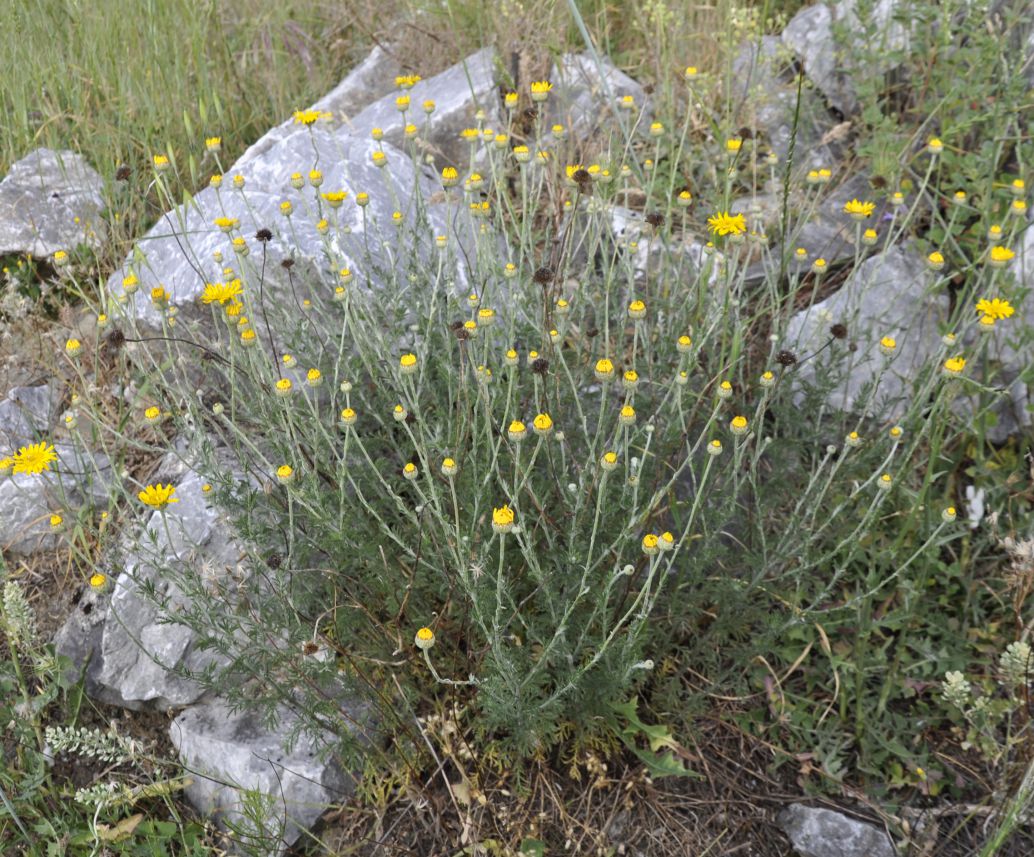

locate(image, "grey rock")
(106, 130), (454, 332)
(0, 148), (105, 257)
(732, 36), (839, 170)
(86, 464), (243, 709)
(741, 172), (887, 285)
(347, 47), (501, 170)
(170, 697), (363, 854)
(236, 46), (403, 171)
(1, 444), (112, 555)
(783, 1), (912, 116)
(606, 204), (719, 292)
(785, 245), (947, 416)
(0, 384), (54, 449)
(778, 803), (896, 857)
(548, 52), (649, 138)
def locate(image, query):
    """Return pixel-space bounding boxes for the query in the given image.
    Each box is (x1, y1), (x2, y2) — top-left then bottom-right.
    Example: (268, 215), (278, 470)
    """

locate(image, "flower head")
(293, 109), (331, 125)
(530, 81), (552, 102)
(975, 297), (1014, 321)
(989, 245), (1015, 267)
(12, 442), (58, 476)
(706, 211), (746, 236)
(415, 626), (435, 650)
(400, 353), (418, 375)
(533, 413), (553, 435)
(202, 280), (243, 305)
(138, 483), (178, 509)
(942, 356), (966, 377)
(492, 504), (515, 534)
(839, 197), (872, 217)
(642, 534), (659, 556)
(595, 358), (615, 382)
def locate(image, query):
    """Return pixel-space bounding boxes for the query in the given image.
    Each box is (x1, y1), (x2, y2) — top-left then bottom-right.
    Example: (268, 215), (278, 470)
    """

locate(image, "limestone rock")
(0, 384), (54, 449)
(778, 804), (896, 857)
(346, 47), (501, 170)
(106, 131), (454, 332)
(783, 1), (912, 117)
(785, 245), (947, 417)
(547, 52), (649, 137)
(0, 148), (105, 257)
(732, 36), (839, 170)
(236, 46), (404, 171)
(170, 696), (364, 854)
(66, 465), (243, 709)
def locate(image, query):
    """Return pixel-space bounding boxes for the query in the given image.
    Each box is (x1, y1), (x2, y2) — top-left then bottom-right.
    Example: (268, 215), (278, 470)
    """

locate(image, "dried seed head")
(776, 349), (798, 367)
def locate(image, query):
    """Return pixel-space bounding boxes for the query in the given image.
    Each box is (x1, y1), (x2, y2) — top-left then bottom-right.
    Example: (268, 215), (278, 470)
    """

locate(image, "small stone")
(0, 149), (106, 257)
(778, 804), (897, 857)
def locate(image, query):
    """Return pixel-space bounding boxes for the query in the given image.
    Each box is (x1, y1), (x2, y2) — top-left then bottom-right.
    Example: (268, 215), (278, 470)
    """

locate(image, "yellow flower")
(415, 626), (435, 650)
(812, 258), (827, 274)
(89, 572), (107, 589)
(877, 473), (893, 491)
(927, 251), (945, 271)
(595, 359), (615, 382)
(600, 451), (619, 471)
(144, 406), (162, 424)
(706, 211), (746, 236)
(276, 465), (294, 484)
(622, 370), (639, 390)
(659, 532), (675, 551)
(308, 169), (323, 187)
(395, 94), (410, 112)
(726, 138), (743, 153)
(138, 483), (178, 509)
(403, 462), (418, 481)
(618, 405), (636, 426)
(684, 66), (698, 79)
(65, 338), (82, 357)
(530, 80), (552, 102)
(340, 407), (357, 427)
(293, 109), (331, 125)
(460, 128), (480, 141)
(677, 190), (693, 207)
(730, 415), (749, 435)
(845, 431), (862, 448)
(975, 297), (1014, 320)
(53, 249), (68, 266)
(942, 507), (957, 523)
(0, 456), (13, 477)
(843, 199), (875, 220)
(210, 174), (223, 188)
(322, 190), (348, 208)
(150, 286), (169, 306)
(879, 336), (897, 355)
(356, 192), (370, 207)
(49, 514), (63, 531)
(214, 217), (239, 233)
(307, 368), (322, 387)
(201, 280), (243, 305)
(441, 457), (458, 477)
(942, 356), (966, 377)
(676, 335), (692, 354)
(371, 151), (387, 168)
(205, 136), (221, 152)
(280, 200), (293, 216)
(533, 413), (553, 435)
(628, 300), (646, 319)
(400, 353), (418, 375)
(927, 137), (944, 155)
(988, 245), (1015, 267)
(649, 122), (664, 137)
(707, 439), (723, 456)
(492, 504), (515, 534)
(152, 154), (170, 171)
(642, 534), (659, 556)
(504, 91), (518, 109)
(717, 381), (733, 400)
(508, 420), (528, 441)
(441, 166), (459, 187)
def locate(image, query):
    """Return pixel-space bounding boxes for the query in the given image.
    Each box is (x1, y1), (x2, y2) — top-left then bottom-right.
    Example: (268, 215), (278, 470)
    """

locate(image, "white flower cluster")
(1000, 640), (1032, 687)
(941, 670), (971, 710)
(1, 581), (38, 646)
(73, 779), (132, 808)
(45, 723), (137, 766)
